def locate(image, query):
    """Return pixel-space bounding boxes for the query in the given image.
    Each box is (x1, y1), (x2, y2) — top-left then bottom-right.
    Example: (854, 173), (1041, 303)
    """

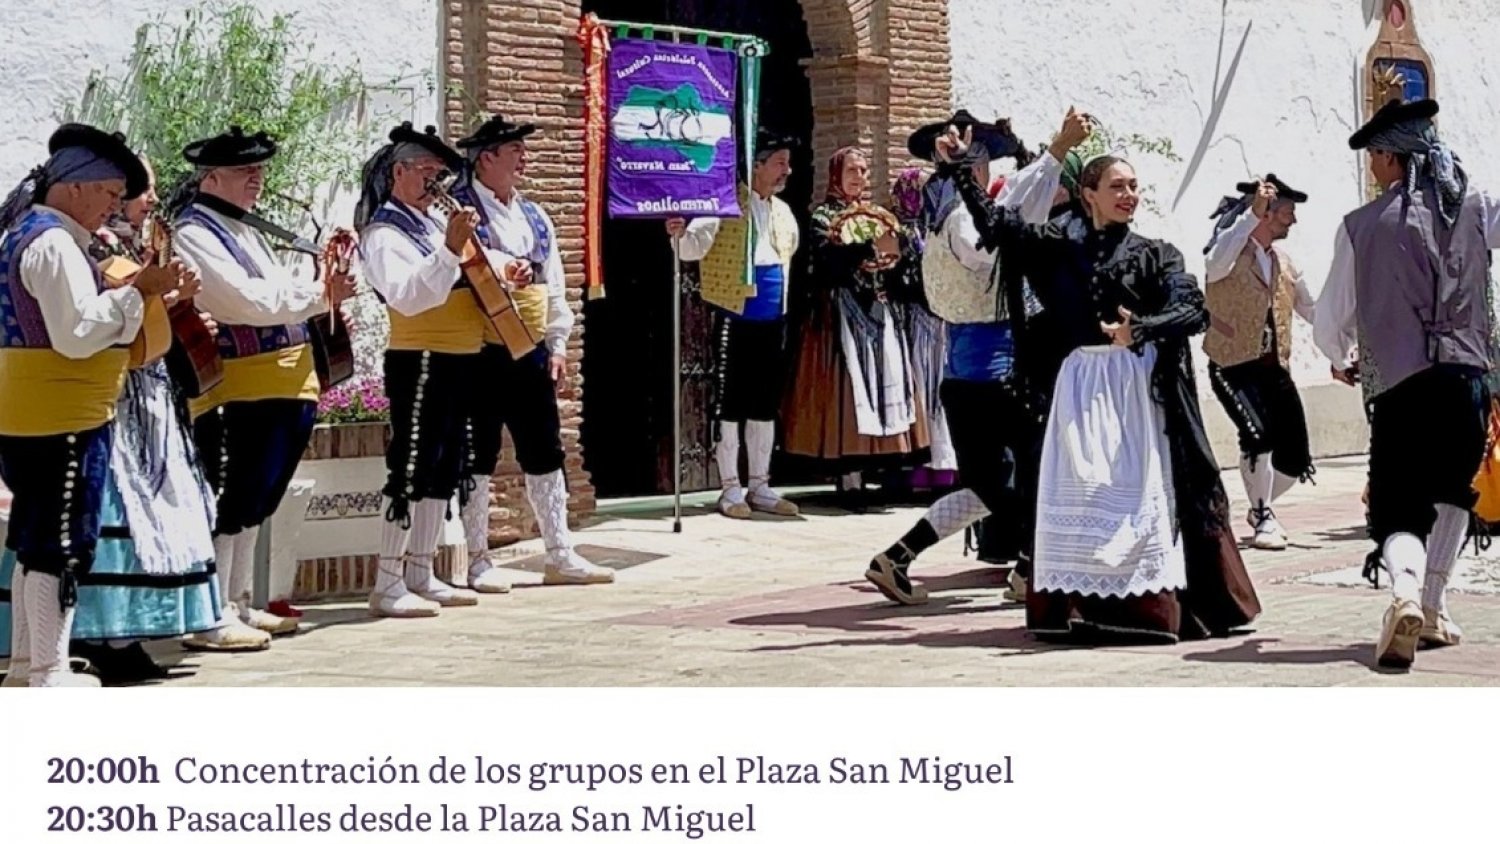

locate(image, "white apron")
(1032, 345), (1187, 598)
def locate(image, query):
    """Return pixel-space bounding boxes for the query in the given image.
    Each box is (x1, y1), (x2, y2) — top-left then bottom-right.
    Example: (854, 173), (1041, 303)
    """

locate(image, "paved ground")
(85, 456), (1500, 685)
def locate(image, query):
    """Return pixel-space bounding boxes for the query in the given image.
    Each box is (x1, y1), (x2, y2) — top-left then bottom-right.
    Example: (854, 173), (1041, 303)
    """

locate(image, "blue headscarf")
(0, 146), (130, 231)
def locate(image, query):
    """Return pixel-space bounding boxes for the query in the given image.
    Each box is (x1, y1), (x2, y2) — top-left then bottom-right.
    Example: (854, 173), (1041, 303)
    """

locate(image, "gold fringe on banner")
(577, 13), (610, 300)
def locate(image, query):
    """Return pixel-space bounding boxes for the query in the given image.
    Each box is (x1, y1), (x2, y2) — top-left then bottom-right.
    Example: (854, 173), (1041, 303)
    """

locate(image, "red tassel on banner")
(577, 13), (610, 300)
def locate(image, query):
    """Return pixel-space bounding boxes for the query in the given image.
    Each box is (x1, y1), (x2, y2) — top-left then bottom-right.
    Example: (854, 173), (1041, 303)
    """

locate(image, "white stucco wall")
(951, 0), (1500, 390)
(0, 0), (445, 385)
(0, 0), (443, 189)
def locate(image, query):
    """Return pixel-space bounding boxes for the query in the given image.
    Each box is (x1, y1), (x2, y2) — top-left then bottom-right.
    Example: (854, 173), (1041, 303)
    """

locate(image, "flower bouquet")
(827, 202), (903, 271)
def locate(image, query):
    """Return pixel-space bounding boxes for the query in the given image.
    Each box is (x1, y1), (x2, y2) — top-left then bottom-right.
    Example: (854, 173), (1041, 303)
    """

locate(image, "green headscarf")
(1059, 150), (1084, 202)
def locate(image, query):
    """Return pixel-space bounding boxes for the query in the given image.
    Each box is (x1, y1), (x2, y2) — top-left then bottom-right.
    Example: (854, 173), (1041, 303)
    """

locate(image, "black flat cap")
(1234, 173), (1308, 203)
(183, 126), (278, 167)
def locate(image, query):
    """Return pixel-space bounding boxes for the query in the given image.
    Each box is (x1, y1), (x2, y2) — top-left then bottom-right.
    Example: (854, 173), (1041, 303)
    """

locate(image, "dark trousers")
(193, 399), (317, 536)
(1208, 355), (1312, 478)
(1368, 364), (1489, 544)
(470, 344), (565, 477)
(941, 379), (1043, 564)
(0, 424), (112, 582)
(383, 350), (474, 520)
(716, 315), (787, 423)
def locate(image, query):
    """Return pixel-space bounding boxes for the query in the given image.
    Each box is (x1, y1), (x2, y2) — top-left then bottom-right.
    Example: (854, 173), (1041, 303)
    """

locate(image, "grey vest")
(1345, 187), (1491, 398)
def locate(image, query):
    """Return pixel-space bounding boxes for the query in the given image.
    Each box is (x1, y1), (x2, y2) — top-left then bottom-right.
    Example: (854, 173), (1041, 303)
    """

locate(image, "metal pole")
(672, 235), (683, 533)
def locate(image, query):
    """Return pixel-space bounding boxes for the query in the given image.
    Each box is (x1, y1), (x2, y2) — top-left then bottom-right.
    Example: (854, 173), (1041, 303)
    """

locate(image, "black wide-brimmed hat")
(387, 121), (465, 170)
(1348, 98), (1439, 150)
(456, 114), (537, 150)
(48, 123), (149, 199)
(183, 126), (278, 167)
(755, 127), (798, 157)
(907, 109), (1023, 162)
(1234, 173), (1308, 203)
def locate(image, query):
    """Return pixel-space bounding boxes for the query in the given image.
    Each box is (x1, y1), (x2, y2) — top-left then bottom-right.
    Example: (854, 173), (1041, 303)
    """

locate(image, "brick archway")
(442, 0), (951, 544)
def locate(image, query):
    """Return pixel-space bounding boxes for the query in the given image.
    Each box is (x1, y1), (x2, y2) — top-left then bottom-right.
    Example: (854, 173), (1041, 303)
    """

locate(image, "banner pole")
(672, 235), (684, 533)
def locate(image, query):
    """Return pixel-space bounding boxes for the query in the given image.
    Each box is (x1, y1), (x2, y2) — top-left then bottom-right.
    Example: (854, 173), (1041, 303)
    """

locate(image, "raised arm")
(1204, 210), (1257, 283)
(944, 156), (1037, 254)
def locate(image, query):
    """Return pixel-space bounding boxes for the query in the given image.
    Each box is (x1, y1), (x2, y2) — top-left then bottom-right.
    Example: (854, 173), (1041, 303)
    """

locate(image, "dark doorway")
(580, 0), (815, 498)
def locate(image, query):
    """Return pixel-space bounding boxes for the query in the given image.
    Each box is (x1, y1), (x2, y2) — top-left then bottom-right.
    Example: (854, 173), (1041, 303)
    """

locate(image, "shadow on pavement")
(1179, 637), (1379, 669)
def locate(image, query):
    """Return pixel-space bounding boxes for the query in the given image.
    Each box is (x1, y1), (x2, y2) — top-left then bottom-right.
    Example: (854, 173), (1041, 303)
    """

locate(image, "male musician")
(356, 122), (489, 616)
(0, 124), (182, 685)
(866, 108), (1086, 605)
(452, 114), (614, 588)
(667, 128), (801, 520)
(1202, 174), (1317, 551)
(1314, 98), (1500, 668)
(173, 127), (357, 647)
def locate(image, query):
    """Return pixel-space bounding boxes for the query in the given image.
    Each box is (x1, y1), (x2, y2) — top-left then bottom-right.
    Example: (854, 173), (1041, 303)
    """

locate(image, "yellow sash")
(0, 348), (129, 436)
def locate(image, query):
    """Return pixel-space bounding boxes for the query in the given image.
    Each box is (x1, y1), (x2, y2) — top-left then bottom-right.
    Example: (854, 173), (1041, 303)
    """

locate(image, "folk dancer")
(1202, 174), (1317, 550)
(172, 128), (358, 647)
(356, 123), (488, 617)
(667, 128), (801, 520)
(866, 108), (1087, 605)
(452, 114), (614, 587)
(1313, 98), (1500, 668)
(0, 125), (186, 685)
(936, 122), (1262, 643)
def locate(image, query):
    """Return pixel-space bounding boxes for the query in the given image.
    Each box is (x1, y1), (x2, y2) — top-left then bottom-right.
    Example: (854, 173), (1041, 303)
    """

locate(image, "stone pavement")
(116, 456), (1500, 686)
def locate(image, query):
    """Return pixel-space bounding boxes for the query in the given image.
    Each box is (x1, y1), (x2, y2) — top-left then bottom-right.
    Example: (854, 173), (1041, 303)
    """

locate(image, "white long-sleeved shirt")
(1314, 189), (1500, 367)
(944, 150), (1066, 272)
(674, 190), (799, 267)
(471, 182), (573, 357)
(18, 205), (144, 359)
(360, 201), (465, 317)
(173, 203), (328, 328)
(1204, 210), (1316, 321)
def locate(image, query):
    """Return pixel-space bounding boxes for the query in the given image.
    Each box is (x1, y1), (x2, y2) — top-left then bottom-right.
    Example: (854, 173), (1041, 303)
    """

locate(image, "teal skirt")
(0, 469), (220, 656)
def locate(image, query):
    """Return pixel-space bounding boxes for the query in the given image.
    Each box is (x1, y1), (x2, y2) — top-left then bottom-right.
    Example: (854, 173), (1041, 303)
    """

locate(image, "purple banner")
(607, 38), (740, 219)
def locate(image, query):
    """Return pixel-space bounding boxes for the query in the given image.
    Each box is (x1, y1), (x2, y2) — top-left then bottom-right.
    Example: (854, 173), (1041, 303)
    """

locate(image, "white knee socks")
(717, 422), (743, 501)
(404, 499), (449, 592)
(1240, 455), (1275, 512)
(230, 526), (259, 609)
(1382, 532), (1426, 604)
(24, 572), (73, 687)
(744, 420), (774, 493)
(1423, 504), (1468, 611)
(212, 534), (236, 617)
(462, 475), (492, 573)
(9, 563), (28, 666)
(924, 489), (991, 540)
(525, 470), (572, 561)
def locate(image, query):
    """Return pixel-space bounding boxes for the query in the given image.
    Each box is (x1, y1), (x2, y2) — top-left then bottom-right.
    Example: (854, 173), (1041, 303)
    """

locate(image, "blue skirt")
(0, 469), (220, 655)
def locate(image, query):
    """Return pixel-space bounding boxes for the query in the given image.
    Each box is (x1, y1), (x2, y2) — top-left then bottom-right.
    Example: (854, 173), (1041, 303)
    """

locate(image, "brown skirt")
(1026, 509), (1262, 644)
(780, 296), (930, 469)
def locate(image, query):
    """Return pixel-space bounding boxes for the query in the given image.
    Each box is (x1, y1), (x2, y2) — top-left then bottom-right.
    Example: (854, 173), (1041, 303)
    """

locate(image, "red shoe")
(267, 600), (304, 619)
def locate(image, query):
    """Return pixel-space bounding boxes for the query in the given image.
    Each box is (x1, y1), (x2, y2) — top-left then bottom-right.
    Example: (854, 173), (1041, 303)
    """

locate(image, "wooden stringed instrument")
(424, 174), (540, 359)
(140, 214), (226, 398)
(97, 225), (172, 368)
(309, 228), (357, 390)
